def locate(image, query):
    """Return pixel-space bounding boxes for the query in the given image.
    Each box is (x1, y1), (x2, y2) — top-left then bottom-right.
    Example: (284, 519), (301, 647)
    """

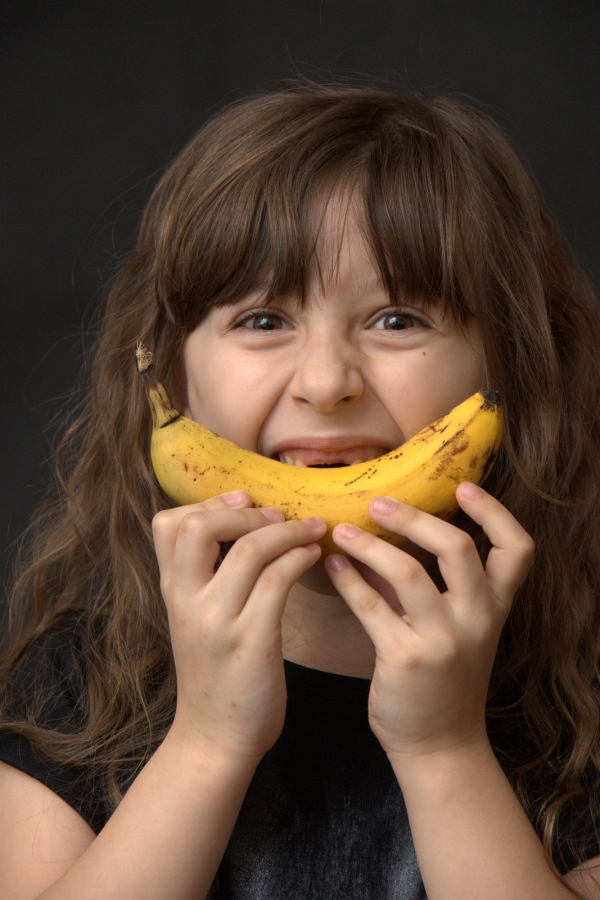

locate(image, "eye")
(370, 309), (427, 331)
(235, 310), (291, 331)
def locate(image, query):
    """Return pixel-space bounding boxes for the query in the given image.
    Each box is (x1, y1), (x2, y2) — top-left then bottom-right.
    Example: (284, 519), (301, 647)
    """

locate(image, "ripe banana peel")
(143, 372), (503, 555)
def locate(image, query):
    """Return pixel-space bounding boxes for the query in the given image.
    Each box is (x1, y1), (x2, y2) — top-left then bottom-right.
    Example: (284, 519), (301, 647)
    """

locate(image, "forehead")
(302, 188), (384, 295)
(300, 189), (444, 321)
(195, 174), (463, 329)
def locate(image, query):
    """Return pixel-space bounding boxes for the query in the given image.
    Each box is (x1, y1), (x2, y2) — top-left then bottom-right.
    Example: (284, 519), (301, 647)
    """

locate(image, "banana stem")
(135, 341), (181, 429)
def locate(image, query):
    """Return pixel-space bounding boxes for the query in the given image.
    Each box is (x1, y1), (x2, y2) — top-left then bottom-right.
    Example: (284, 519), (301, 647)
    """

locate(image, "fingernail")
(326, 553), (348, 572)
(335, 523), (360, 539)
(223, 490), (249, 506)
(459, 482), (484, 499)
(301, 516), (325, 528)
(261, 507), (284, 522)
(370, 496), (398, 515)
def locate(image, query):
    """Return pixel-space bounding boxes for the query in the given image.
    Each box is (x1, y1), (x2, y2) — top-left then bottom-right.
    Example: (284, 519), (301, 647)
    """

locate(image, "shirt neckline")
(283, 657), (372, 705)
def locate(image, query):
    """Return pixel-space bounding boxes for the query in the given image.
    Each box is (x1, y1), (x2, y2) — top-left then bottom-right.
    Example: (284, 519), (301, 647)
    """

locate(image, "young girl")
(0, 84), (599, 900)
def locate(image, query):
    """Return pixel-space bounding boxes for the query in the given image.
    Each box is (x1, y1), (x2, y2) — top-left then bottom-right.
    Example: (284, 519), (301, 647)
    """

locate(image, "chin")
(295, 556), (405, 613)
(297, 558), (341, 596)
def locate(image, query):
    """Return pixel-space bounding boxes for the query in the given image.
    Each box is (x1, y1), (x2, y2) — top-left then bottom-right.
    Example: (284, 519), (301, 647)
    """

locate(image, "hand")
(324, 483), (535, 761)
(152, 491), (326, 763)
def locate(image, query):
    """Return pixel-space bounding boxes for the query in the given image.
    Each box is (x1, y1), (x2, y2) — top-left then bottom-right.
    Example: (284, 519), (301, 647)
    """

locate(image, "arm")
(0, 491), (327, 899)
(389, 741), (593, 899)
(326, 484), (600, 899)
(0, 736), (257, 900)
(39, 732), (259, 899)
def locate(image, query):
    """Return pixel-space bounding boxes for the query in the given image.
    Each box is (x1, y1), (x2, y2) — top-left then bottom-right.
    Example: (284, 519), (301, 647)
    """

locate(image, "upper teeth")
(279, 453), (307, 466)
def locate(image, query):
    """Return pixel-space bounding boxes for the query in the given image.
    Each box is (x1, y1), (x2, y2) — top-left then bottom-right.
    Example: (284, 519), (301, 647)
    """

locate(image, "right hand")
(152, 491), (327, 764)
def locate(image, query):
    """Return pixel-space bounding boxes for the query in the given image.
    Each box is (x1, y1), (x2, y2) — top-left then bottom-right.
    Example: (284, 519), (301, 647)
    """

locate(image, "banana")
(141, 363), (503, 555)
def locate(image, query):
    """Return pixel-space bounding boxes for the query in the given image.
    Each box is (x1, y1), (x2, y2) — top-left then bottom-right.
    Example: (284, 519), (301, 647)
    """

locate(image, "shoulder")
(564, 854), (600, 898)
(0, 613), (115, 836)
(0, 758), (95, 896)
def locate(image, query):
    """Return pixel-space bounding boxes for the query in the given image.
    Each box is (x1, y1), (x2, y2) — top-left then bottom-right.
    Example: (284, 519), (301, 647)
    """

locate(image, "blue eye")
(371, 311), (425, 331)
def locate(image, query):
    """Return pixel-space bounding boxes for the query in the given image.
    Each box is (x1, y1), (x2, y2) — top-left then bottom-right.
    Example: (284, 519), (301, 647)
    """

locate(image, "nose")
(289, 334), (364, 412)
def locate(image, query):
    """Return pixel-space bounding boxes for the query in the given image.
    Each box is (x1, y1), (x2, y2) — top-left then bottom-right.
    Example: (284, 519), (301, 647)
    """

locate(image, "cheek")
(185, 351), (286, 446)
(376, 343), (483, 440)
(375, 355), (442, 433)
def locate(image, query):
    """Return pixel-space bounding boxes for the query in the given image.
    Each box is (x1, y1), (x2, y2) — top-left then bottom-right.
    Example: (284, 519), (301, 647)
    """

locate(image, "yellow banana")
(143, 371), (503, 555)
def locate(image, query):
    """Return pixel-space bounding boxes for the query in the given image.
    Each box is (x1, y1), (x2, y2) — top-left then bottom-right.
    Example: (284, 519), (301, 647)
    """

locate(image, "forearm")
(37, 727), (258, 900)
(390, 741), (575, 900)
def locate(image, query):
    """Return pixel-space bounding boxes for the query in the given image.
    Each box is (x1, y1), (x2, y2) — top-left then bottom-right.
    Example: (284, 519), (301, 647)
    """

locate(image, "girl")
(0, 84), (599, 900)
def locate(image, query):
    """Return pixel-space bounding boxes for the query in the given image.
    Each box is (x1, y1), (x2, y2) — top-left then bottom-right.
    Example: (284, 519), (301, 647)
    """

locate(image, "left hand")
(324, 483), (535, 761)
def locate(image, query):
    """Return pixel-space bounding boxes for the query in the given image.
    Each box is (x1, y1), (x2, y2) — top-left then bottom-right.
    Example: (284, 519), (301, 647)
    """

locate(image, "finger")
(367, 485), (535, 609)
(164, 506), (284, 594)
(212, 517), (327, 617)
(240, 542), (323, 633)
(365, 495), (487, 605)
(331, 523), (445, 626)
(152, 492), (253, 579)
(324, 553), (411, 649)
(454, 483), (535, 606)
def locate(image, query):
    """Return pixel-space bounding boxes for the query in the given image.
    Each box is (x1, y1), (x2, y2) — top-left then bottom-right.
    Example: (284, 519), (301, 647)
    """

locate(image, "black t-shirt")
(0, 620), (597, 898)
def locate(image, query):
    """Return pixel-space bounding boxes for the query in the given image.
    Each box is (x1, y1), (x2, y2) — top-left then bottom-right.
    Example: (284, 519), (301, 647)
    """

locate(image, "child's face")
(183, 195), (486, 472)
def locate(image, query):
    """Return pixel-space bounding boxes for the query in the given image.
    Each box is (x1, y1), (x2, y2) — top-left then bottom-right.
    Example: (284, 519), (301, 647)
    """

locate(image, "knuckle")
(397, 561), (423, 587)
(474, 617), (497, 647)
(178, 510), (209, 538)
(398, 504), (419, 527)
(520, 535), (536, 558)
(400, 645), (425, 672)
(259, 564), (286, 592)
(288, 543), (316, 563)
(233, 533), (262, 563)
(360, 589), (381, 614)
(152, 508), (175, 537)
(449, 530), (476, 556)
(431, 633), (460, 668)
(196, 598), (226, 635)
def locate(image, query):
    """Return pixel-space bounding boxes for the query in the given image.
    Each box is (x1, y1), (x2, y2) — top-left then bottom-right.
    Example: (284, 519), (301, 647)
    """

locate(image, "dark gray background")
(2, 1), (599, 608)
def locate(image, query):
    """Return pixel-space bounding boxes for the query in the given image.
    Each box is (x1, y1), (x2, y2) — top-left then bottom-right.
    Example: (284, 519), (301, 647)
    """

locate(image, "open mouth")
(307, 462), (349, 468)
(277, 448), (385, 467)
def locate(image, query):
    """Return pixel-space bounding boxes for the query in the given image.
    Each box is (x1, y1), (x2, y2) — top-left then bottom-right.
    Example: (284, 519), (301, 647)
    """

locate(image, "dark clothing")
(0, 619), (597, 898)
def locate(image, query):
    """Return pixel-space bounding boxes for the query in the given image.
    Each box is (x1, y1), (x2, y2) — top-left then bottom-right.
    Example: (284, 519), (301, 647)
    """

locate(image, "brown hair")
(2, 83), (599, 879)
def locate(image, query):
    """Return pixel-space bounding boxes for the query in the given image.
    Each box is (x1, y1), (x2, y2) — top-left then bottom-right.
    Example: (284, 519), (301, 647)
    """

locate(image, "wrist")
(163, 718), (263, 781)
(386, 734), (496, 789)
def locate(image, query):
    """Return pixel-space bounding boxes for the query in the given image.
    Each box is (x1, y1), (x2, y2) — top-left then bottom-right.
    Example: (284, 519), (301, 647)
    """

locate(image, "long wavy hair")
(2, 84), (599, 880)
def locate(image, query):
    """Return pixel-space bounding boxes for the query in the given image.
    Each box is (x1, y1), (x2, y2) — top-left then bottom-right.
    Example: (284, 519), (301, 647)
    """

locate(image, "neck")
(281, 542), (441, 679)
(282, 566), (376, 679)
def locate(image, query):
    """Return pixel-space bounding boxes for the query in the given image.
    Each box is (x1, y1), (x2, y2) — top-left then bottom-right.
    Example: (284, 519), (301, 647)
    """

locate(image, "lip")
(269, 435), (391, 458)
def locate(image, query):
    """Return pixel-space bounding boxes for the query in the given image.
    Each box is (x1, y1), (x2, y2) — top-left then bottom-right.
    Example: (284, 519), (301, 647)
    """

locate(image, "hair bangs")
(166, 151), (376, 324)
(159, 167), (463, 330)
(361, 120), (479, 329)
